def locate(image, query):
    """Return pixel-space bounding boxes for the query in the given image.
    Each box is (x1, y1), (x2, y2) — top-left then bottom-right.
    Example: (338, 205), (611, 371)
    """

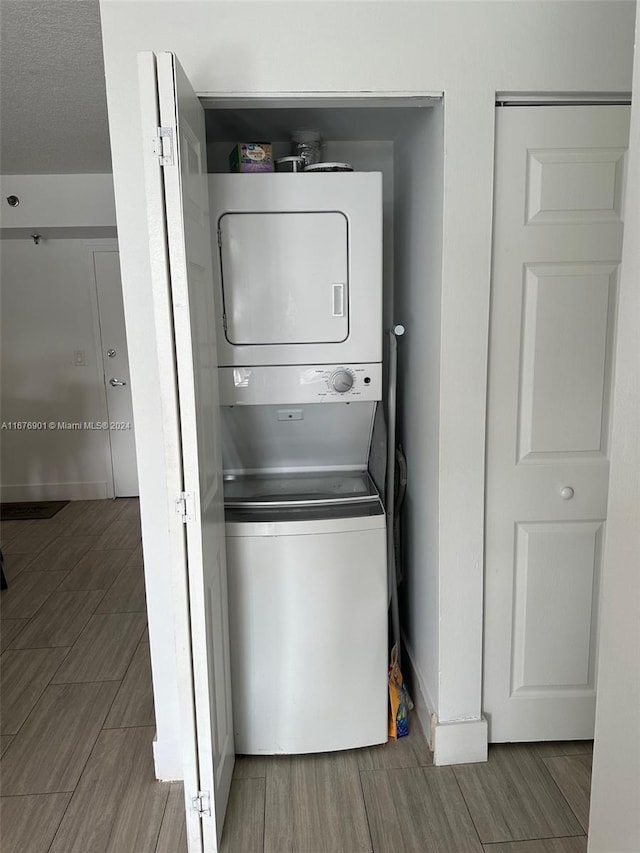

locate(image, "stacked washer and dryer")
(209, 172), (388, 755)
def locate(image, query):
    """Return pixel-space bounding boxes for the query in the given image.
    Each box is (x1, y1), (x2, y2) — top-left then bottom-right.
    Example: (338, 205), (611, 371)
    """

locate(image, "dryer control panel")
(218, 363), (382, 406)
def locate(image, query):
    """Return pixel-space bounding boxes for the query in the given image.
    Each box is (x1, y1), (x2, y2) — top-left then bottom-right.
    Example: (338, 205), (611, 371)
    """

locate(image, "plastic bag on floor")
(388, 644), (413, 739)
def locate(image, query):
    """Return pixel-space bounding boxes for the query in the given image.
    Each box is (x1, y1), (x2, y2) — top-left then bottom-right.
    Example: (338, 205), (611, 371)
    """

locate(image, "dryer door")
(219, 211), (349, 345)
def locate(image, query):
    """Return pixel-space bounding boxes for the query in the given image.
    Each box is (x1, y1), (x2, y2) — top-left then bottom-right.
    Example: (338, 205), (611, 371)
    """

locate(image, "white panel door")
(92, 250), (139, 496)
(140, 51), (235, 851)
(484, 105), (629, 742)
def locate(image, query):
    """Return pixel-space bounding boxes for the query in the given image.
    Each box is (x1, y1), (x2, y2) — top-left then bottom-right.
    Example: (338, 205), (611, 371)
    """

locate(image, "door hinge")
(191, 790), (211, 818)
(217, 228), (222, 248)
(153, 126), (174, 166)
(176, 491), (195, 523)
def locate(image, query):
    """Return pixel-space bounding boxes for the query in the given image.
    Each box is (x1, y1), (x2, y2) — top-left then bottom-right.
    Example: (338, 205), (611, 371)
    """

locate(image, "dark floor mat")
(0, 501), (70, 520)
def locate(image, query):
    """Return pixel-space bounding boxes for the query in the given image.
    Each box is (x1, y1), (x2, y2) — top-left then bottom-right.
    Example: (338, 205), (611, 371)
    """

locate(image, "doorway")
(92, 248), (138, 497)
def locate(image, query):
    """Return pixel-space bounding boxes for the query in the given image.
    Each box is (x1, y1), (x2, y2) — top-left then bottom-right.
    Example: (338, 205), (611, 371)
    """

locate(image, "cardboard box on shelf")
(229, 143), (274, 173)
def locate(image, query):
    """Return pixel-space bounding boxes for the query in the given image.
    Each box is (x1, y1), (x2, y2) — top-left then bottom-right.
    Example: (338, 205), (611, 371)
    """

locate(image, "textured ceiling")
(0, 0), (112, 174)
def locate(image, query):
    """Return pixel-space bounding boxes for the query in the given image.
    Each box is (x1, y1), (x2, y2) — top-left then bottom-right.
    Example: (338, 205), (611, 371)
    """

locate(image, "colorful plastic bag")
(388, 644), (413, 738)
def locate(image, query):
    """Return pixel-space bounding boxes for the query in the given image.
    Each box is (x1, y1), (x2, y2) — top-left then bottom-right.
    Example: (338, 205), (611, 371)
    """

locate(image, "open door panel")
(138, 50), (235, 852)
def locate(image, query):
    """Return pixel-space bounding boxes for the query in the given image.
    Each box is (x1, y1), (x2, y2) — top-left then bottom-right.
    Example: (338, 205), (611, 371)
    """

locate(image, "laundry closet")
(131, 49), (445, 845)
(201, 101), (442, 758)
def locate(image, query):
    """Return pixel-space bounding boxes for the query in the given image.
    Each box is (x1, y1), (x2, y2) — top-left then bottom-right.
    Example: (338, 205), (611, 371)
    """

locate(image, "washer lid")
(223, 470), (379, 507)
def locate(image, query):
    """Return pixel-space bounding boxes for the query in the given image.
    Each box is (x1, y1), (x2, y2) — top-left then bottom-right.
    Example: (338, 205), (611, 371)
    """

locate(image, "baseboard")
(152, 735), (184, 781)
(433, 717), (488, 766)
(402, 634), (437, 751)
(0, 482), (112, 502)
(402, 634), (488, 765)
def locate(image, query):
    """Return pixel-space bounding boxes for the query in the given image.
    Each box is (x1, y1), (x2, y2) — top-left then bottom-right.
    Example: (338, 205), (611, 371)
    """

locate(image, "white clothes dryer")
(209, 172), (383, 368)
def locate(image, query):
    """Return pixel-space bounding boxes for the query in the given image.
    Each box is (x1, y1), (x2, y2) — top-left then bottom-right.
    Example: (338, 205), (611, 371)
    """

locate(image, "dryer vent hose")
(393, 444), (407, 586)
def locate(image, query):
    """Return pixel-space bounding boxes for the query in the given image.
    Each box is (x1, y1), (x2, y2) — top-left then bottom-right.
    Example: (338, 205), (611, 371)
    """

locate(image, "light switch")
(73, 350), (86, 366)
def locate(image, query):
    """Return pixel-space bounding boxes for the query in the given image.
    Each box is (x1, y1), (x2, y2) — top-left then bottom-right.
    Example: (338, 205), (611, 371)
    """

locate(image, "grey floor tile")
(1, 734), (15, 756)
(58, 548), (133, 591)
(453, 744), (584, 844)
(356, 711), (433, 771)
(0, 618), (28, 652)
(62, 500), (128, 537)
(25, 535), (98, 573)
(155, 782), (188, 853)
(96, 563), (146, 613)
(2, 529), (58, 555)
(1, 517), (71, 537)
(221, 777), (265, 853)
(0, 646), (70, 734)
(0, 681), (119, 795)
(49, 726), (168, 853)
(362, 765), (482, 853)
(0, 519), (29, 540)
(482, 839), (588, 852)
(0, 793), (72, 853)
(46, 500), (95, 526)
(104, 641), (155, 728)
(532, 741), (593, 758)
(264, 752), (372, 853)
(234, 755), (268, 779)
(0, 551), (35, 582)
(11, 589), (105, 649)
(52, 611), (146, 683)
(113, 497), (141, 519)
(92, 518), (142, 550)
(542, 755), (592, 832)
(0, 570), (68, 619)
(126, 542), (144, 566)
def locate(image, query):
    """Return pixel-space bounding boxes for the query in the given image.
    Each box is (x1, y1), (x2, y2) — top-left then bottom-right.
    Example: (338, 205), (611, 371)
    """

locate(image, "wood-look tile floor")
(0, 499), (594, 853)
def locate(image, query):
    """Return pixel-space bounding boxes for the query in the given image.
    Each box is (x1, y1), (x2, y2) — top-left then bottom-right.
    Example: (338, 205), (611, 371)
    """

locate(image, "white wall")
(0, 174), (116, 235)
(588, 7), (640, 849)
(0, 175), (118, 501)
(0, 237), (120, 500)
(99, 0), (635, 773)
(394, 105), (443, 732)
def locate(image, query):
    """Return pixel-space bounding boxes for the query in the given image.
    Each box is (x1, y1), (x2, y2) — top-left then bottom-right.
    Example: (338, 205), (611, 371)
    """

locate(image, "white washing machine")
(220, 371), (388, 755)
(224, 472), (387, 755)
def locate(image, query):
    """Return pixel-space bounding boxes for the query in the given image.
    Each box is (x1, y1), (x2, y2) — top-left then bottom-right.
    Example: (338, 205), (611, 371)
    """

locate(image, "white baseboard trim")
(153, 735), (184, 781)
(402, 634), (488, 765)
(402, 634), (437, 751)
(433, 717), (488, 766)
(0, 482), (111, 502)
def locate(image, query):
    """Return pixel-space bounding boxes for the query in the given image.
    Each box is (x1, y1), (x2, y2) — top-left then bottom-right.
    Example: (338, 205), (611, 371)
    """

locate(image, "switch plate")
(73, 350), (86, 366)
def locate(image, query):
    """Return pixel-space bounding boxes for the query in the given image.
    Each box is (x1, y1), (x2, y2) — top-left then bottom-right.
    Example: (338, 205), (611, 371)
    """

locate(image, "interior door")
(139, 51), (235, 851)
(92, 249), (139, 496)
(484, 105), (630, 742)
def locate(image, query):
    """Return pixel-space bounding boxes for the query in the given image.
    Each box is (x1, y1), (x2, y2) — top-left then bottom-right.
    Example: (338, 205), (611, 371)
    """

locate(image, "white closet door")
(484, 105), (629, 742)
(139, 51), (234, 851)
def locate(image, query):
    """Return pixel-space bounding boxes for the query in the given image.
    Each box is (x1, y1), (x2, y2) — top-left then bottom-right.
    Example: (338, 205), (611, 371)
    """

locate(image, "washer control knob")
(331, 370), (354, 393)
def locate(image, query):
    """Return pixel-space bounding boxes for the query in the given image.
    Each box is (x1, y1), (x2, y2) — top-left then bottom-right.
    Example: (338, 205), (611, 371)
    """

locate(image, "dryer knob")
(331, 370), (354, 393)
